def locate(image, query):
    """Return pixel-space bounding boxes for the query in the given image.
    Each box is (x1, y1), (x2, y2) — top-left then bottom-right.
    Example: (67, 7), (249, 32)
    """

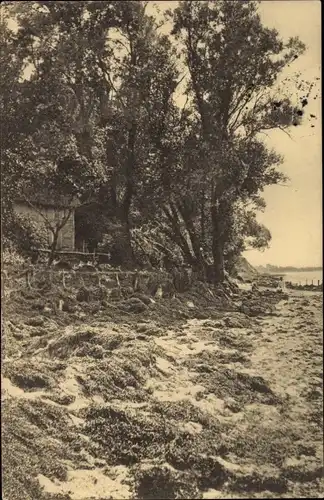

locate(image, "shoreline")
(2, 278), (323, 499)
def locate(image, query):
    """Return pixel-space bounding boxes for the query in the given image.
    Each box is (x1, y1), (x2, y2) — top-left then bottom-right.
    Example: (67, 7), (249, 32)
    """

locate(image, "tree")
(170, 0), (307, 281)
(92, 1), (181, 265)
(3, 1), (317, 279)
(2, 1), (111, 259)
(15, 153), (104, 264)
(0, 10), (31, 217)
(8, 1), (183, 267)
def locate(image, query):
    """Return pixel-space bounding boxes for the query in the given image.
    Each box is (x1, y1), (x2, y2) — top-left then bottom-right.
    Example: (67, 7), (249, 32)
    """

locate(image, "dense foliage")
(1, 1), (317, 279)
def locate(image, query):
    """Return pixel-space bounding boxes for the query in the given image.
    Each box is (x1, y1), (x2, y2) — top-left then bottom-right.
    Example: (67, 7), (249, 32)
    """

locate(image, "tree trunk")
(120, 121), (137, 267)
(200, 189), (206, 246)
(110, 174), (118, 212)
(176, 200), (207, 278)
(48, 230), (60, 266)
(212, 235), (225, 283)
(211, 202), (225, 283)
(160, 225), (194, 266)
(163, 205), (195, 266)
(115, 205), (134, 268)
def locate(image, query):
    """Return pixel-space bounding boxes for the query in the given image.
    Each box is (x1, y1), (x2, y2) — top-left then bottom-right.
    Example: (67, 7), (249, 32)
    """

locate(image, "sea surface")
(280, 270), (323, 285)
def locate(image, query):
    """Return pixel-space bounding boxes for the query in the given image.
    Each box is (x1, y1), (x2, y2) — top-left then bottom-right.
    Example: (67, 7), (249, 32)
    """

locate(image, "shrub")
(131, 224), (184, 270)
(2, 210), (48, 257)
(1, 247), (26, 267)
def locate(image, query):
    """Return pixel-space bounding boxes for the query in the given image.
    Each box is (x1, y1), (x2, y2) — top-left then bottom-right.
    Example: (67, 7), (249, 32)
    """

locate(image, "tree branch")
(21, 195), (55, 232)
(97, 57), (126, 109)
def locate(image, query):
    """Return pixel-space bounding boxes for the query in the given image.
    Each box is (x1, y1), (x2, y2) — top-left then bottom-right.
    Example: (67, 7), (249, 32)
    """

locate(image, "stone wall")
(7, 265), (196, 299)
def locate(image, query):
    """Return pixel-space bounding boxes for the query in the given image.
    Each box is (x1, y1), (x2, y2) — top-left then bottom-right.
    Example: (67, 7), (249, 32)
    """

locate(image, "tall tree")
(97, 1), (181, 264)
(171, 0), (306, 281)
(5, 1), (182, 266)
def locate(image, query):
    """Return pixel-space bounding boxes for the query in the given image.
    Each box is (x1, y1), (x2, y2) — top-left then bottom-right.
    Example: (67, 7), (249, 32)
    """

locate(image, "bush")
(1, 247), (27, 267)
(2, 210), (48, 257)
(131, 224), (184, 270)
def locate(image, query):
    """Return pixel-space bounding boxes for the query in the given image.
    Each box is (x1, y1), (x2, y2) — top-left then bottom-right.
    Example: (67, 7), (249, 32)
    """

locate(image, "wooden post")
(318, 280), (320, 286)
(132, 271), (139, 292)
(25, 268), (34, 289)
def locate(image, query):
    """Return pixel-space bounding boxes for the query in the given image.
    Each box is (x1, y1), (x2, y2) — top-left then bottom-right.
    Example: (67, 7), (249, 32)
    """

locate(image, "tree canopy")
(2, 0), (318, 279)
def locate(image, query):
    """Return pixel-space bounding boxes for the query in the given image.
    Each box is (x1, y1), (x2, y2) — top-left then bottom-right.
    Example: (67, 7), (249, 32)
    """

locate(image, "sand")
(2, 285), (323, 499)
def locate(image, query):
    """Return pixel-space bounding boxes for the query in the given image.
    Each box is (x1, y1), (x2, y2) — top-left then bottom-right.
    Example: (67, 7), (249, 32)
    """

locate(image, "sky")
(6, 1), (322, 267)
(149, 0), (322, 268)
(246, 0), (322, 267)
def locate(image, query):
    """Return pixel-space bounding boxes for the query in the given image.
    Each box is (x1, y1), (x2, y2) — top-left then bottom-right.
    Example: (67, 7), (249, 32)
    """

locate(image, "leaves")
(2, 1), (316, 277)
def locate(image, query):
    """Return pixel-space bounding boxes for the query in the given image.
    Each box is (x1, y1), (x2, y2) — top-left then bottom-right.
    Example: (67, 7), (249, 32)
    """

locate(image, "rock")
(76, 287), (91, 302)
(296, 443), (317, 457)
(75, 343), (105, 359)
(29, 327), (48, 337)
(282, 457), (323, 482)
(45, 392), (76, 406)
(133, 464), (202, 500)
(194, 311), (210, 320)
(76, 312), (87, 319)
(132, 293), (152, 305)
(122, 286), (134, 298)
(119, 297), (147, 314)
(223, 316), (248, 328)
(224, 397), (241, 413)
(94, 458), (107, 467)
(25, 316), (45, 327)
(12, 331), (24, 340)
(230, 471), (288, 494)
(53, 260), (73, 270)
(98, 264), (113, 271)
(62, 297), (78, 313)
(108, 287), (122, 300)
(31, 299), (46, 311)
(101, 277), (119, 288)
(136, 334), (148, 341)
(196, 363), (214, 374)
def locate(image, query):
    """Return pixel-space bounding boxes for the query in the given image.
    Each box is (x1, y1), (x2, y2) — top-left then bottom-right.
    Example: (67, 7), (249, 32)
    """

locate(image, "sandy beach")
(2, 283), (323, 499)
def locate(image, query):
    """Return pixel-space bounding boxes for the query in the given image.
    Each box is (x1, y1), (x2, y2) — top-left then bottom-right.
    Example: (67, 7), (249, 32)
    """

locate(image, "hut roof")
(15, 188), (81, 209)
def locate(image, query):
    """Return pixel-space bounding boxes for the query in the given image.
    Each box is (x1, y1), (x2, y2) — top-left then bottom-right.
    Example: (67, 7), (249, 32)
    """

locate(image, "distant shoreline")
(257, 267), (322, 273)
(257, 268), (323, 287)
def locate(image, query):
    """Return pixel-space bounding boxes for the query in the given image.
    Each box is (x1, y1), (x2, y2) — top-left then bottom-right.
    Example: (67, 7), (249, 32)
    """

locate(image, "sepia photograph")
(1, 1), (322, 499)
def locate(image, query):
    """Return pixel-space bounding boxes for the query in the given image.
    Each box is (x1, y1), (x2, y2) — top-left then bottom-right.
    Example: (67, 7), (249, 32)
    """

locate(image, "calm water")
(281, 270), (323, 285)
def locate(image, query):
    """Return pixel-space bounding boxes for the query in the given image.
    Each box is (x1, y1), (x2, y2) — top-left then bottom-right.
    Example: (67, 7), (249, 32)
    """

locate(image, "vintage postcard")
(1, 1), (322, 499)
